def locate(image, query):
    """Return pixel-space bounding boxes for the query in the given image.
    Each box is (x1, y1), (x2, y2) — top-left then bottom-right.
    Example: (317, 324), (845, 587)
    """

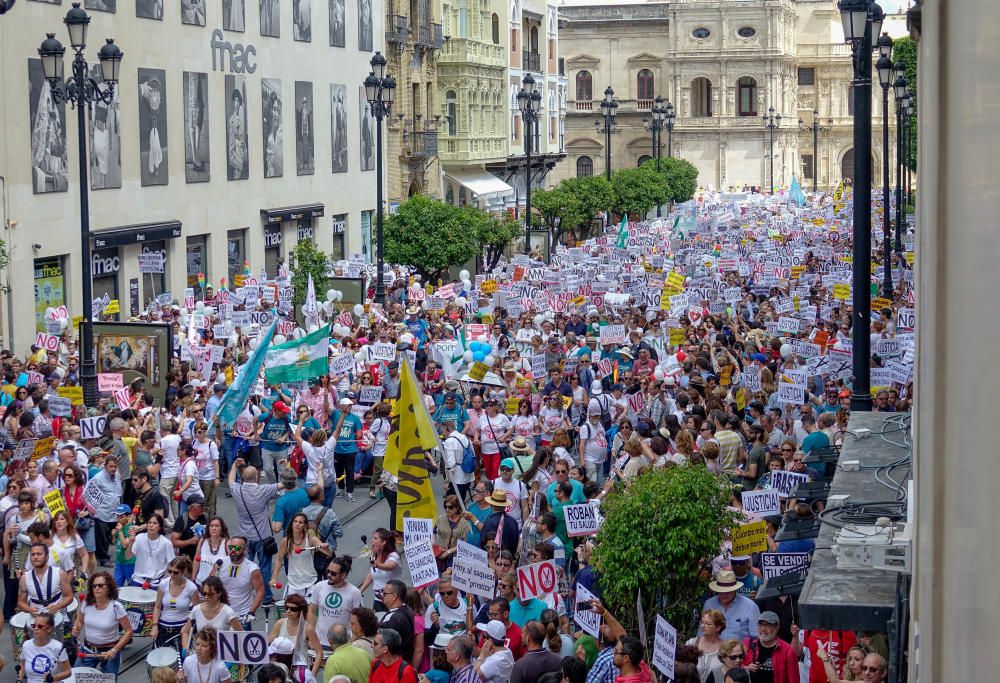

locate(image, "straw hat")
(708, 569), (742, 593)
(487, 490), (509, 507)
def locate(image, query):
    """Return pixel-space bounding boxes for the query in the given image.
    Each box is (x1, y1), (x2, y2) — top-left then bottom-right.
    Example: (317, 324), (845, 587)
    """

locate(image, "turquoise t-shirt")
(509, 598), (547, 627)
(330, 411), (363, 454)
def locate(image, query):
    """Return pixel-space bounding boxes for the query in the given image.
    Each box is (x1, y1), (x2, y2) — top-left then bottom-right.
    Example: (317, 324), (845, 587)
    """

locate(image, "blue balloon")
(481, 344), (493, 355)
(469, 341), (481, 352)
(473, 351), (486, 362)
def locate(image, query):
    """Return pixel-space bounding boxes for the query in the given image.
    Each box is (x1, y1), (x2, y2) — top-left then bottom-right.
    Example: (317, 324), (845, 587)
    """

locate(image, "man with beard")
(18, 542), (74, 617)
(213, 534), (264, 628)
(309, 554), (363, 649)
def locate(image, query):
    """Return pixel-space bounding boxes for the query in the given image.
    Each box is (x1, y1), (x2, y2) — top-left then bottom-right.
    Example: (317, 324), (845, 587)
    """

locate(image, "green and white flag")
(264, 324), (330, 385)
(615, 215), (629, 248)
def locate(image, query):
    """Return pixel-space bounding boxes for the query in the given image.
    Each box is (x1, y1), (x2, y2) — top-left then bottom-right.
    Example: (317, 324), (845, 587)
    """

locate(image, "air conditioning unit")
(832, 522), (912, 573)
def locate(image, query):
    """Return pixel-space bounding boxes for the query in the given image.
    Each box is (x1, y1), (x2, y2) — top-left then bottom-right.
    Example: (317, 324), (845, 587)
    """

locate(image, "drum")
(225, 661), (249, 682)
(10, 611), (65, 663)
(120, 586), (158, 637)
(146, 647), (181, 682)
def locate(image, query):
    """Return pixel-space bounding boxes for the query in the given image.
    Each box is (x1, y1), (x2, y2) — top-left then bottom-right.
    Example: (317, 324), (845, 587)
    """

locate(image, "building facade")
(383, 0), (445, 204)
(0, 0), (382, 349)
(554, 0), (907, 192)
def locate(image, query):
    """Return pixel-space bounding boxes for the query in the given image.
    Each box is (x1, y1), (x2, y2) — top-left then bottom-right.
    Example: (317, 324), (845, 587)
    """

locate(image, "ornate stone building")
(554, 0), (908, 192)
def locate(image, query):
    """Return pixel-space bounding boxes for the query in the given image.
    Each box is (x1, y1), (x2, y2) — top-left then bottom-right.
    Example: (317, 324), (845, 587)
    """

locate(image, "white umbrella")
(459, 371), (505, 387)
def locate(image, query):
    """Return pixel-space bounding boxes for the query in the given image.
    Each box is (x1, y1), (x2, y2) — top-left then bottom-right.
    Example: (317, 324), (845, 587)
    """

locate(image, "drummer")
(19, 612), (71, 683)
(125, 513), (176, 588)
(71, 569), (133, 675)
(212, 535), (265, 628)
(151, 556), (200, 648)
(183, 576), (244, 654)
(181, 627), (233, 683)
(17, 541), (73, 618)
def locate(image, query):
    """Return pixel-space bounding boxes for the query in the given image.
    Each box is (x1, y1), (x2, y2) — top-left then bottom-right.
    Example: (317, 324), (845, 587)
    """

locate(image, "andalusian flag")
(264, 324), (330, 385)
(217, 321), (277, 428)
(384, 357), (439, 528)
(615, 215), (629, 248)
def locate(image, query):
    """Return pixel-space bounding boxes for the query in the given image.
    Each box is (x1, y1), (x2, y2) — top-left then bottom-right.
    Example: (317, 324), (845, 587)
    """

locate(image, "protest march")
(0, 182), (910, 683)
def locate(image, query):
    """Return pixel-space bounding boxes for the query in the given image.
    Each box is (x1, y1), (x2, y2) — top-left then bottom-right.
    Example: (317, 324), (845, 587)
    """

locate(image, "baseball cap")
(590, 380), (603, 395)
(268, 637), (295, 656)
(499, 458), (515, 471)
(759, 611), (780, 625)
(272, 401), (290, 414)
(751, 353), (768, 363)
(213, 383), (227, 393)
(476, 620), (507, 643)
(115, 504), (131, 516)
(339, 397), (354, 407)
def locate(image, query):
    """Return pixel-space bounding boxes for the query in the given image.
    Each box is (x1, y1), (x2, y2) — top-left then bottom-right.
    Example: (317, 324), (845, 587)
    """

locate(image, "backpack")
(310, 507), (337, 578)
(369, 659), (415, 682)
(596, 394), (613, 431)
(449, 434), (477, 474)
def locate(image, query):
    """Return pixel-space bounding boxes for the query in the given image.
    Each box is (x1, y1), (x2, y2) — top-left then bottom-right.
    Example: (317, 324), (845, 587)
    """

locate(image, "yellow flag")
(384, 358), (440, 528)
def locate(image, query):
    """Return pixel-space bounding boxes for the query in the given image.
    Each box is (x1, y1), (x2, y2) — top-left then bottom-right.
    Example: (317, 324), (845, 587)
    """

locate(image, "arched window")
(530, 26), (538, 52)
(691, 77), (712, 117)
(446, 91), (457, 135)
(637, 155), (652, 167)
(576, 71), (593, 102)
(637, 69), (655, 101)
(737, 77), (757, 116)
(576, 156), (593, 177)
(446, 185), (454, 204)
(491, 13), (500, 44)
(841, 148), (854, 182)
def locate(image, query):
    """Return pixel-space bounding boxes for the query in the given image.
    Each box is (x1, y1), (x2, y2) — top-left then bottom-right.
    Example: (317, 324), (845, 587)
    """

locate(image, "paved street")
(4, 476), (448, 683)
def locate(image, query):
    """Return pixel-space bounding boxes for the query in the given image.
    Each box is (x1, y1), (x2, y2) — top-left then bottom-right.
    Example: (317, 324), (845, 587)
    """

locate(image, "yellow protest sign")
(720, 366), (732, 387)
(735, 387), (746, 412)
(839, 255), (853, 265)
(71, 315), (84, 328)
(383, 359), (439, 528)
(480, 314), (494, 325)
(44, 490), (66, 516)
(58, 386), (84, 406)
(669, 328), (686, 346)
(731, 520), (769, 555)
(481, 280), (499, 294)
(571, 295), (586, 308)
(467, 362), (490, 382)
(905, 252), (915, 265)
(791, 266), (806, 279)
(103, 300), (120, 315)
(562, 395), (573, 410)
(871, 297), (892, 311)
(32, 436), (56, 461)
(666, 272), (685, 290)
(225, 365), (235, 386)
(832, 284), (851, 300)
(505, 396), (521, 415)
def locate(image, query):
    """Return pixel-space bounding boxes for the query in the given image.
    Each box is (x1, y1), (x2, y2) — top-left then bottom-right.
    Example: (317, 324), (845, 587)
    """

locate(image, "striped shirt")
(451, 663), (485, 683)
(715, 429), (743, 472)
(586, 646), (619, 683)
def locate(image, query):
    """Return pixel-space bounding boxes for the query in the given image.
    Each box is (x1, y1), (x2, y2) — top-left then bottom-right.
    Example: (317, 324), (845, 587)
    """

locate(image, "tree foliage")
(289, 238), (332, 310)
(893, 36), (917, 172)
(477, 212), (523, 272)
(559, 175), (615, 227)
(593, 466), (741, 644)
(532, 186), (587, 244)
(384, 195), (482, 281)
(610, 167), (661, 218)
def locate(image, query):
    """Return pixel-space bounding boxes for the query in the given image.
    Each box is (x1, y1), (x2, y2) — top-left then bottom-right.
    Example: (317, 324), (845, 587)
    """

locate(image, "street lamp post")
(517, 74), (542, 256)
(665, 102), (675, 159)
(892, 62), (908, 254)
(838, 0), (881, 412)
(876, 33), (894, 298)
(762, 106), (782, 195)
(363, 51), (396, 305)
(643, 95), (667, 217)
(595, 86), (618, 181)
(905, 97), (914, 206)
(799, 110), (832, 193)
(36, 3), (123, 409)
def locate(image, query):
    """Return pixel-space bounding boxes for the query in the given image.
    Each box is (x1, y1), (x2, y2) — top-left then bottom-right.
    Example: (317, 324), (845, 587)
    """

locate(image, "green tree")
(610, 166), (660, 218)
(288, 238), (332, 310)
(639, 157), (700, 206)
(532, 186), (586, 246)
(559, 175), (615, 227)
(476, 212), (523, 272)
(593, 466), (741, 644)
(893, 36), (917, 172)
(384, 195), (480, 281)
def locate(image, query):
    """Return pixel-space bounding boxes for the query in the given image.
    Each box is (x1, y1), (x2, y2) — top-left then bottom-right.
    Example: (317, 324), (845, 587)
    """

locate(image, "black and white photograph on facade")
(293, 0), (312, 41)
(262, 78), (284, 178)
(226, 74), (250, 180)
(84, 0), (116, 13)
(295, 81), (314, 175)
(358, 0), (372, 52)
(136, 0), (162, 19)
(260, 0), (279, 37)
(181, 0), (206, 25)
(28, 59), (68, 194)
(360, 86), (375, 171)
(330, 83), (348, 173)
(183, 71), (210, 183)
(89, 64), (121, 190)
(138, 68), (168, 186)
(328, 0), (344, 47)
(223, 0), (245, 31)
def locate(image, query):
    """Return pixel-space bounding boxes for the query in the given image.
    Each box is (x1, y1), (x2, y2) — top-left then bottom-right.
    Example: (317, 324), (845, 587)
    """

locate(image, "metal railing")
(405, 131), (439, 159)
(386, 14), (407, 44)
(522, 50), (541, 72)
(574, 100), (594, 111)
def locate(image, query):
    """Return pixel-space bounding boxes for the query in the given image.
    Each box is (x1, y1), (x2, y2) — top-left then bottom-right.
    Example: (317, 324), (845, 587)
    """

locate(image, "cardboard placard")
(516, 560), (558, 600)
(574, 583), (602, 638)
(451, 559), (496, 599)
(563, 503), (601, 537)
(740, 490), (781, 519)
(57, 385), (84, 406)
(404, 539), (439, 589)
(770, 470), (809, 498)
(98, 373), (124, 392)
(760, 552), (812, 580)
(44, 489), (67, 516)
(731, 519), (769, 556)
(652, 615), (677, 679)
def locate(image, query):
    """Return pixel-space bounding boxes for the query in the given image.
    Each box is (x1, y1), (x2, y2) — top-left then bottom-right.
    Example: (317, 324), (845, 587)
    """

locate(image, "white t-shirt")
(478, 648), (514, 683)
(510, 415), (536, 441)
(369, 551), (402, 602)
(370, 417), (391, 458)
(310, 580), (364, 647)
(182, 655), (232, 683)
(132, 533), (176, 583)
(21, 637), (67, 683)
(50, 533), (84, 573)
(302, 436), (337, 485)
(538, 407), (564, 440)
(194, 440), (220, 481)
(179, 459), (200, 500)
(159, 433), (182, 479)
(158, 579), (200, 627)
(425, 596), (468, 636)
(491, 477), (528, 525)
(82, 600), (128, 644)
(190, 603), (239, 632)
(219, 558), (261, 617)
(443, 433), (474, 486)
(579, 421), (608, 464)
(478, 414), (511, 455)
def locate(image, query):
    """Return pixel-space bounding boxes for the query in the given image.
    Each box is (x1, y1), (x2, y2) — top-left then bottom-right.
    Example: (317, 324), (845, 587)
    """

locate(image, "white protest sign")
(48, 396), (73, 417)
(743, 365), (762, 392)
(451, 559), (496, 600)
(652, 615), (677, 679)
(455, 540), (488, 566)
(82, 483), (111, 512)
(404, 539), (439, 589)
(72, 671), (116, 683)
(760, 552), (812, 580)
(531, 354), (548, 378)
(217, 630), (269, 665)
(573, 584), (602, 638)
(516, 560), (558, 600)
(79, 415), (107, 440)
(897, 307), (915, 330)
(563, 503), (601, 537)
(358, 386), (384, 405)
(598, 324), (626, 345)
(770, 470), (809, 498)
(370, 343), (397, 362)
(35, 332), (60, 352)
(777, 316), (801, 334)
(330, 353), (355, 376)
(740, 490), (781, 519)
(402, 517), (434, 548)
(777, 383), (806, 405)
(138, 252), (165, 274)
(13, 439), (36, 462)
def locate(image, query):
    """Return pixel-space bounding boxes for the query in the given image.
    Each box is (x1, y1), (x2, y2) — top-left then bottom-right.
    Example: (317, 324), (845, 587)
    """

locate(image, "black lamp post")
(643, 95), (667, 217)
(904, 97), (914, 206)
(876, 33), (894, 298)
(838, 0), (881, 412)
(892, 62), (908, 255)
(762, 106), (782, 195)
(517, 73), (542, 256)
(665, 102), (675, 159)
(799, 110), (832, 193)
(595, 86), (618, 181)
(37, 3), (123, 409)
(363, 51), (396, 305)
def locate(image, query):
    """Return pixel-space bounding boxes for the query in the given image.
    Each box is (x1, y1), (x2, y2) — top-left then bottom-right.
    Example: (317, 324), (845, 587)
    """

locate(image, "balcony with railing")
(522, 50), (541, 73)
(573, 100), (594, 111)
(404, 131), (439, 159)
(386, 14), (408, 44)
(637, 99), (653, 110)
(439, 38), (507, 67)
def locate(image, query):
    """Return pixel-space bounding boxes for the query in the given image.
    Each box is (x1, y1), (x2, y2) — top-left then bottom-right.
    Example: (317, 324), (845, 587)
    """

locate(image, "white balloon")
(462, 279), (471, 290)
(483, 354), (495, 366)
(274, 335), (287, 345)
(204, 306), (215, 317)
(414, 274), (422, 282)
(533, 315), (544, 327)
(248, 338), (259, 350)
(195, 302), (205, 312)
(335, 291), (344, 302)
(59, 318), (68, 331)
(326, 289), (337, 302)
(653, 368), (665, 380)
(463, 350), (474, 362)
(44, 307), (55, 320)
(422, 299), (431, 310)
(477, 334), (488, 343)
(353, 304), (365, 317)
(180, 308), (190, 316)
(459, 269), (470, 281)
(455, 296), (467, 306)
(780, 343), (793, 359)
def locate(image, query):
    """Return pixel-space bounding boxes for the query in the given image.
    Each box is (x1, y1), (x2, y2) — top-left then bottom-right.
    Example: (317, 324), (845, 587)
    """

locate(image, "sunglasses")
(861, 666), (883, 673)
(444, 505), (457, 510)
(228, 545), (244, 551)
(440, 590), (456, 596)
(32, 623), (51, 630)
(287, 605), (300, 612)
(168, 569), (180, 575)
(726, 653), (744, 660)
(93, 583), (109, 588)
